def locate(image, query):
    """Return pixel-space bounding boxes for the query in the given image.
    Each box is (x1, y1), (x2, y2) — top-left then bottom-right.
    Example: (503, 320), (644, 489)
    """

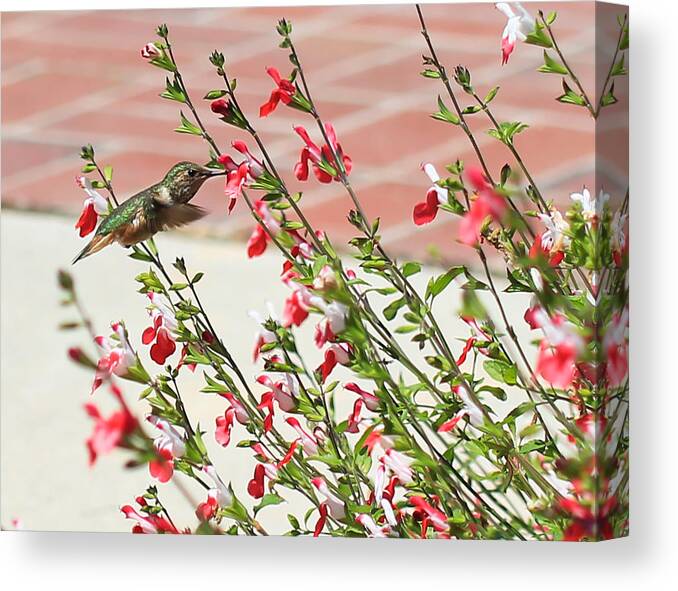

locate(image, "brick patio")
(1, 2), (627, 262)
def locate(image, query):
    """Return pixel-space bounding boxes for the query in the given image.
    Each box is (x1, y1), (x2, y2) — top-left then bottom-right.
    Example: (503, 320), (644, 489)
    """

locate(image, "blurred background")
(1, 2), (627, 533)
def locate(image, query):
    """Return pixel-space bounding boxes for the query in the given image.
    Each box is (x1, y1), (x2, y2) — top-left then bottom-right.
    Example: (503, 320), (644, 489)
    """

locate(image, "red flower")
(293, 123), (351, 183)
(286, 417), (319, 456)
(142, 292), (178, 365)
(196, 492), (218, 521)
(529, 211), (569, 267)
(84, 387), (137, 466)
(282, 287), (312, 327)
(345, 399), (364, 434)
(215, 407), (235, 447)
(533, 310), (583, 389)
(247, 464), (266, 499)
(149, 447), (174, 483)
(259, 67), (296, 117)
(210, 98), (232, 117)
(313, 502), (328, 537)
(247, 200), (280, 258)
(344, 382), (380, 412)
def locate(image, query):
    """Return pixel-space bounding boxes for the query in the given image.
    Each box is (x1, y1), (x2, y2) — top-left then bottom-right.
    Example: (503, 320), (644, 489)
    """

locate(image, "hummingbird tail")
(72, 234), (114, 264)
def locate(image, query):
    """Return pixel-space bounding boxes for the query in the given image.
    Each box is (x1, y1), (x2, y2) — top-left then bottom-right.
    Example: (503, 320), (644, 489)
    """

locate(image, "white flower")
(537, 210), (570, 253)
(146, 415), (186, 457)
(421, 162), (448, 205)
(202, 465), (232, 507)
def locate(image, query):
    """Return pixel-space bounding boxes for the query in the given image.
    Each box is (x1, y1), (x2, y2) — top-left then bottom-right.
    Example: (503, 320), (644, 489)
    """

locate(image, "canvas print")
(1, 2), (628, 540)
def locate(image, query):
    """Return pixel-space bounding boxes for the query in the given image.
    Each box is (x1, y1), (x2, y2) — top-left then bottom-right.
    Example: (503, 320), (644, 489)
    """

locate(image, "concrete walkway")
(1, 209), (533, 533)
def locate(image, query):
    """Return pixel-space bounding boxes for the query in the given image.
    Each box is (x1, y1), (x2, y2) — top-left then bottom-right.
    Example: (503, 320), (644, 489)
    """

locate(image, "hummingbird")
(73, 161), (224, 264)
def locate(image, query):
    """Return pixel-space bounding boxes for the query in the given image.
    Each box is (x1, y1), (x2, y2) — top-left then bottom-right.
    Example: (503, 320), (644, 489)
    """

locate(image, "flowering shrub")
(59, 3), (628, 540)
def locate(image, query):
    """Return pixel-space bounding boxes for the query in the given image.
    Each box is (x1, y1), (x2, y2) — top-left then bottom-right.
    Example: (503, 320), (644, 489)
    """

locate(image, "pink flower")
(293, 123), (352, 183)
(286, 417), (319, 456)
(317, 343), (351, 382)
(344, 382), (380, 412)
(84, 387), (137, 465)
(409, 496), (450, 533)
(533, 310), (584, 389)
(495, 3), (534, 65)
(140, 42), (161, 60)
(121, 502), (178, 534)
(74, 176), (108, 237)
(142, 292), (178, 365)
(259, 67), (296, 117)
(458, 167), (507, 245)
(413, 163), (448, 225)
(247, 200), (280, 258)
(92, 322), (136, 394)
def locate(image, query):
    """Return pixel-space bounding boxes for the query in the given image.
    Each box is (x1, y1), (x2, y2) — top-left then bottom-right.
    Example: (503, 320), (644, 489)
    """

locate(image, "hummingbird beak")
(200, 166), (227, 177)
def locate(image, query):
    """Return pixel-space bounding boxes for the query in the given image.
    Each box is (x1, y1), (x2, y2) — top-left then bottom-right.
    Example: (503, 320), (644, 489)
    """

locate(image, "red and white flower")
(286, 417), (319, 456)
(218, 141), (264, 213)
(495, 2), (534, 65)
(317, 343), (351, 382)
(603, 307), (628, 388)
(533, 309), (584, 389)
(530, 210), (570, 267)
(344, 382), (381, 412)
(258, 372), (299, 413)
(293, 123), (352, 183)
(381, 448), (413, 484)
(570, 187), (609, 226)
(311, 477), (345, 520)
(146, 415), (185, 483)
(439, 384), (485, 432)
(84, 386), (137, 465)
(247, 199), (280, 258)
(282, 286), (313, 327)
(313, 300), (349, 348)
(410, 495), (450, 534)
(413, 162), (448, 225)
(249, 304), (278, 361)
(459, 167), (507, 245)
(92, 322), (136, 394)
(75, 176), (108, 237)
(356, 514), (389, 538)
(610, 210), (628, 267)
(142, 292), (178, 365)
(121, 500), (178, 534)
(202, 465), (233, 508)
(259, 67), (296, 117)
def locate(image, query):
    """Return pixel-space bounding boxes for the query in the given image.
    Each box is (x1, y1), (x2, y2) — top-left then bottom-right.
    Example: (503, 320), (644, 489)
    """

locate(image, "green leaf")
(487, 121), (529, 145)
(431, 95), (460, 125)
(525, 23), (553, 48)
(426, 266), (465, 300)
(610, 54), (627, 77)
(556, 80), (587, 106)
(204, 89), (227, 100)
(484, 359), (518, 385)
(538, 51), (568, 75)
(402, 262), (421, 277)
(103, 165), (113, 183)
(420, 69), (441, 79)
(545, 11), (557, 25)
(383, 297), (406, 321)
(254, 493), (285, 515)
(484, 86), (499, 104)
(174, 111), (202, 136)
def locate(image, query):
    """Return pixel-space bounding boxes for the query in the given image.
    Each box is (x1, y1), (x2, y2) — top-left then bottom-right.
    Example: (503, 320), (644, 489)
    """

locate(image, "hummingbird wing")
(156, 203), (208, 231)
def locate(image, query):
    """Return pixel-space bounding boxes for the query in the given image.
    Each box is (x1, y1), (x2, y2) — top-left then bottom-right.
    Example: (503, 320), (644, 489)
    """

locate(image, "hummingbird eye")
(187, 168), (197, 177)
